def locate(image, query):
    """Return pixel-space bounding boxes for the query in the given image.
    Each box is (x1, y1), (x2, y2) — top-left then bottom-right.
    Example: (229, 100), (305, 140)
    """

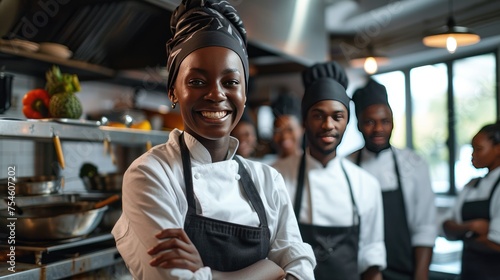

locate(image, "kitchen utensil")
(0, 175), (62, 196)
(53, 134), (65, 169)
(0, 201), (108, 240)
(81, 172), (123, 192)
(94, 194), (120, 208)
(0, 71), (13, 114)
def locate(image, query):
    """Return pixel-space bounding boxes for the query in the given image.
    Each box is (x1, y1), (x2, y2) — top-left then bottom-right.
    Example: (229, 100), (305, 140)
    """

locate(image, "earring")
(171, 102), (177, 109)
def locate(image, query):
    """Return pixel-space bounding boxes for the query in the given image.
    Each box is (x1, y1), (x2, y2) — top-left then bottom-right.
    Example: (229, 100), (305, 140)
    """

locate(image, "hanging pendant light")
(422, 0), (480, 53)
(350, 46), (388, 75)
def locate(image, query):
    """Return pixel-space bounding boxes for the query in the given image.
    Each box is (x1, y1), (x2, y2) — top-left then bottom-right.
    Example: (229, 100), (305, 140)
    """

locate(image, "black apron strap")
(488, 172), (500, 201)
(234, 156), (269, 228)
(179, 132), (197, 215)
(294, 152), (307, 219)
(340, 160), (360, 226)
(295, 153), (359, 224)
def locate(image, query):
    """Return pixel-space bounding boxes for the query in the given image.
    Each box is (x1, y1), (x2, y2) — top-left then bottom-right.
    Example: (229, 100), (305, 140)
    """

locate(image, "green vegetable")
(49, 92), (82, 119)
(45, 65), (81, 96)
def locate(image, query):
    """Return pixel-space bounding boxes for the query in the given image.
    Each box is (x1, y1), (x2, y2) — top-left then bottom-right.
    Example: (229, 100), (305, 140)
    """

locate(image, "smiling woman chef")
(111, 0), (316, 279)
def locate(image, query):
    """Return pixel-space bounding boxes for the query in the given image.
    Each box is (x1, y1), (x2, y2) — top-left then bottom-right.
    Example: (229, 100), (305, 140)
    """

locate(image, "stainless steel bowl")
(0, 202), (107, 240)
(0, 175), (62, 196)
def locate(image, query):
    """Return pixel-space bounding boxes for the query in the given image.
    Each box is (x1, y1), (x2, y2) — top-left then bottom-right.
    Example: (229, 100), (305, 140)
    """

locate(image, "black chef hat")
(239, 108), (254, 126)
(352, 79), (390, 118)
(166, 0), (249, 91)
(301, 61), (350, 120)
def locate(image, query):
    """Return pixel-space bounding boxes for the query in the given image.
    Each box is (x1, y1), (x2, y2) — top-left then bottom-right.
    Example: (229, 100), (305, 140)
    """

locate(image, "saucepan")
(0, 175), (62, 196)
(0, 194), (119, 240)
(0, 71), (13, 114)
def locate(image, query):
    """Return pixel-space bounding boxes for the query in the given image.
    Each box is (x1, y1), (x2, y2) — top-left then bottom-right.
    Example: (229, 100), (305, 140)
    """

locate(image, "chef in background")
(348, 79), (437, 280)
(231, 109), (258, 159)
(271, 93), (304, 160)
(273, 61), (386, 280)
(442, 122), (500, 280)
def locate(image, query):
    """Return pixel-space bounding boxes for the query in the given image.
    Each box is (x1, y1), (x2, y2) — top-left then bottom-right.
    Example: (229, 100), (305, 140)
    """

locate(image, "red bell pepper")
(22, 89), (51, 119)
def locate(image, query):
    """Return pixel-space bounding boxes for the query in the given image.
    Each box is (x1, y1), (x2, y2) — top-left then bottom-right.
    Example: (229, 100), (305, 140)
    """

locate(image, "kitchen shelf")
(0, 45), (167, 90)
(0, 118), (169, 146)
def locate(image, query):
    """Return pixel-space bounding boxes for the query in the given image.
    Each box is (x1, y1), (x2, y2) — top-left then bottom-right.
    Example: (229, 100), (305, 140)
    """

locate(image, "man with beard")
(273, 62), (386, 280)
(348, 79), (437, 280)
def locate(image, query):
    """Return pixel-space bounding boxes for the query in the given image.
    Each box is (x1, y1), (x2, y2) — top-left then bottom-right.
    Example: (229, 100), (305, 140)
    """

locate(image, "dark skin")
(304, 100), (348, 167)
(150, 46), (287, 279)
(231, 121), (257, 158)
(273, 115), (303, 158)
(357, 104), (393, 153)
(358, 104), (432, 280)
(443, 131), (500, 253)
(304, 100), (382, 280)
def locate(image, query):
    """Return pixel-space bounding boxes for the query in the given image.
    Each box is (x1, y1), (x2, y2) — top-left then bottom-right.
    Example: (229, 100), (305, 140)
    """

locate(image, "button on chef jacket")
(348, 147), (438, 248)
(273, 152), (387, 274)
(112, 129), (316, 280)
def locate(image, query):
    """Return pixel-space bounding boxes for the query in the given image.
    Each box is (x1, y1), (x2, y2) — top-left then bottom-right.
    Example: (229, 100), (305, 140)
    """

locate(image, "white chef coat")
(347, 147), (438, 247)
(444, 167), (500, 244)
(112, 129), (316, 280)
(273, 152), (387, 274)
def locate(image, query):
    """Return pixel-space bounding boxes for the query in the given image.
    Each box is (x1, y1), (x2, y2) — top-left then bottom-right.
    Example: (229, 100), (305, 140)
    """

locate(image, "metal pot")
(0, 72), (13, 114)
(0, 202), (107, 240)
(0, 175), (62, 196)
(81, 173), (122, 192)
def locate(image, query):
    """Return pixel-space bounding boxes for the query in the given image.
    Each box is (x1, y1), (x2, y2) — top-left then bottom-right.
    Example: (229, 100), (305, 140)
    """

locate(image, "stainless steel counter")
(0, 233), (126, 280)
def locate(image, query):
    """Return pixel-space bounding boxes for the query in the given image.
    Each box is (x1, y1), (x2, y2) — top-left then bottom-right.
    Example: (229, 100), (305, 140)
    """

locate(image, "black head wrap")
(352, 79), (390, 118)
(166, 0), (249, 91)
(301, 61), (350, 120)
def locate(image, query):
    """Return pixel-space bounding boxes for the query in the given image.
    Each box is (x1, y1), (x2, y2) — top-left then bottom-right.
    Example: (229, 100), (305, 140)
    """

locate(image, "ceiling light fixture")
(350, 46), (388, 75)
(422, 0), (480, 54)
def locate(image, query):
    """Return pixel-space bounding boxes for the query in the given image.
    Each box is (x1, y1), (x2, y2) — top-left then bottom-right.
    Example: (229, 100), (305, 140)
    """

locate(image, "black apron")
(179, 133), (270, 272)
(460, 173), (500, 280)
(356, 148), (414, 280)
(296, 153), (360, 280)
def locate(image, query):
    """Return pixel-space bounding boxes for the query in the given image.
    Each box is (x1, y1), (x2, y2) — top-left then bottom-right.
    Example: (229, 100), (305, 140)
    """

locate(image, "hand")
(148, 228), (204, 272)
(465, 219), (489, 237)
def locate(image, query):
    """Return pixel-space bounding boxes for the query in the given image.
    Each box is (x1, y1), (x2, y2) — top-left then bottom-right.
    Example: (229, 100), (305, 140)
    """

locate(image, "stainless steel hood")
(144, 0), (330, 71)
(0, 0), (329, 76)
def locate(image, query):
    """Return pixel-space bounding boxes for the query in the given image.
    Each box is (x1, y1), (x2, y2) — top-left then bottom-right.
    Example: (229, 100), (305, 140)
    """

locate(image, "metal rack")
(0, 118), (170, 146)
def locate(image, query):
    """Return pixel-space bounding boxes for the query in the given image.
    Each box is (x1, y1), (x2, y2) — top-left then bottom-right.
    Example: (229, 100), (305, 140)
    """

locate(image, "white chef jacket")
(444, 167), (500, 244)
(347, 147), (438, 247)
(272, 152), (387, 274)
(112, 129), (316, 280)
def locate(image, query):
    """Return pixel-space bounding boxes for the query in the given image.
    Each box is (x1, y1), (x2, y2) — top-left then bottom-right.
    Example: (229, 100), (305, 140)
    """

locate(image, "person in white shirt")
(348, 79), (437, 280)
(112, 1), (316, 279)
(442, 122), (500, 280)
(273, 61), (386, 280)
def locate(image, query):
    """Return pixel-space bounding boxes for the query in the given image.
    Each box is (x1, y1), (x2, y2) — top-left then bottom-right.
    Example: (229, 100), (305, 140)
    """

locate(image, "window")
(410, 64), (449, 193)
(453, 54), (496, 190)
(372, 52), (498, 194)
